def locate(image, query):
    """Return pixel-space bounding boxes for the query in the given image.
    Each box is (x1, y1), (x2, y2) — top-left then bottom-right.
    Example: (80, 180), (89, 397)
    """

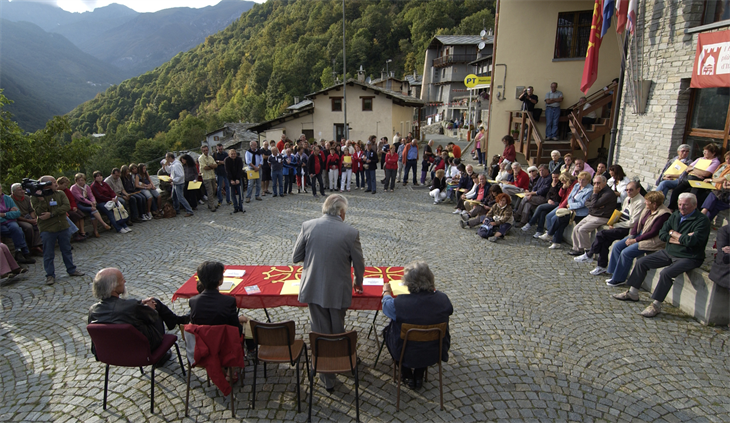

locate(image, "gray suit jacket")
(292, 214), (365, 309)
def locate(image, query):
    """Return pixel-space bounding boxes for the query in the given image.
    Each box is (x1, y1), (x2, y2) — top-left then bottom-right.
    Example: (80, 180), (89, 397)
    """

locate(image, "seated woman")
(90, 171), (131, 234)
(701, 178), (730, 221)
(528, 172), (573, 237)
(559, 153), (574, 175)
(480, 193), (514, 242)
(189, 261), (248, 334)
(538, 171), (593, 249)
(494, 161), (513, 183)
(57, 176), (88, 241)
(0, 242), (28, 285)
(605, 191), (672, 286)
(381, 261), (452, 390)
(69, 173), (111, 238)
(120, 165), (148, 222)
(133, 163), (161, 219)
(548, 150), (564, 174)
(454, 173), (480, 214)
(461, 184), (501, 228)
(668, 143), (722, 210)
(607, 164), (630, 205)
(429, 169), (448, 204)
(498, 135), (516, 165)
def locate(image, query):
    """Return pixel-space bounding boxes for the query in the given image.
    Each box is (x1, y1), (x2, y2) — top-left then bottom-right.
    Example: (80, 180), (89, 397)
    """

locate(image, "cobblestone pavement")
(2, 141), (730, 422)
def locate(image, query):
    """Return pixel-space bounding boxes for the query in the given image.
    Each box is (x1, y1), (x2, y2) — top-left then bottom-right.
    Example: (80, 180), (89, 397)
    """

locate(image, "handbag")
(106, 200), (128, 221)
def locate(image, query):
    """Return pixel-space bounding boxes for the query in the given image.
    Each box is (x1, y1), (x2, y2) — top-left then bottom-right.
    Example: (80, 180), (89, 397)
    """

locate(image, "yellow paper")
(187, 181), (202, 190)
(516, 193), (526, 198)
(279, 280), (301, 296)
(343, 156), (352, 164)
(158, 175), (171, 182)
(688, 180), (717, 190)
(246, 169), (260, 179)
(487, 179), (497, 184)
(390, 280), (410, 296)
(607, 209), (623, 226)
(694, 159), (713, 171)
(223, 277), (241, 283)
(663, 159), (687, 177)
(220, 279), (240, 292)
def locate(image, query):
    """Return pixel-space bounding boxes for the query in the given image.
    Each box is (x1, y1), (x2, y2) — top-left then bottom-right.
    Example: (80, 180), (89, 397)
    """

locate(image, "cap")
(527, 166), (538, 173)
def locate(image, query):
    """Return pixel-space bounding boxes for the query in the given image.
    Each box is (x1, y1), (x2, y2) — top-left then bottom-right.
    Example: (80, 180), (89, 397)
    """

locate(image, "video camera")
(21, 178), (53, 197)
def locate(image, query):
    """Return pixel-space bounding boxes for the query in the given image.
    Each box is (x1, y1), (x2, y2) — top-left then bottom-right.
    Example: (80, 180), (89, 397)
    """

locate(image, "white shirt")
(169, 160), (185, 185)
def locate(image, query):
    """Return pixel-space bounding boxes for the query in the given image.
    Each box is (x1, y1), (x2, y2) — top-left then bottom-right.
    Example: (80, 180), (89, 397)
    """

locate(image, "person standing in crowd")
(421, 139), (435, 184)
(326, 147), (341, 192)
(198, 144), (218, 212)
(308, 145), (326, 198)
(340, 147), (353, 192)
(544, 82), (563, 141)
(260, 141), (273, 196)
(165, 152), (194, 217)
(213, 143), (231, 206)
(269, 146), (285, 197)
(225, 149), (245, 214)
(402, 138), (419, 186)
(353, 143), (365, 189)
(292, 194), (364, 392)
(519, 86), (538, 118)
(364, 141), (378, 194)
(245, 141), (263, 203)
(30, 176), (85, 285)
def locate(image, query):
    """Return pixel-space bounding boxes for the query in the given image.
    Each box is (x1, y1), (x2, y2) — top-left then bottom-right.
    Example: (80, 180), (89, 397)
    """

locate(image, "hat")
(555, 208), (573, 217)
(527, 166), (538, 173)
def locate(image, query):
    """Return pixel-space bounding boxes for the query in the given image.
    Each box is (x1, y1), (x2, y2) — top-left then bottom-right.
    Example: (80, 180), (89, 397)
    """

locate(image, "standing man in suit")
(292, 194), (365, 391)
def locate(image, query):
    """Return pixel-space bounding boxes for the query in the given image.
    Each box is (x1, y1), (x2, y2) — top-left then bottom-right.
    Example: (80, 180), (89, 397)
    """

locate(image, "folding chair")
(394, 322), (448, 411)
(308, 331), (359, 422)
(86, 323), (185, 414)
(250, 320), (310, 412)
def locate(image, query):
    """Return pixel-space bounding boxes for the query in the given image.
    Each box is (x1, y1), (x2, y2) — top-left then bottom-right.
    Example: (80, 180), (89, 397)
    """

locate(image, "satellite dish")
(480, 29), (487, 38)
(478, 42), (486, 50)
(365, 77), (372, 84)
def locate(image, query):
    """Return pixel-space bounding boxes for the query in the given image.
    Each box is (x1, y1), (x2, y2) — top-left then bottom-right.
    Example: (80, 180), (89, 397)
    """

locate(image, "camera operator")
(30, 176), (85, 285)
(519, 86), (538, 115)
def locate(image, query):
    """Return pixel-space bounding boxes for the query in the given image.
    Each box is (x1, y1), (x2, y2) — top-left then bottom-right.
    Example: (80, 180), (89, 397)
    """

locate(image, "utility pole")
(342, 0), (348, 140)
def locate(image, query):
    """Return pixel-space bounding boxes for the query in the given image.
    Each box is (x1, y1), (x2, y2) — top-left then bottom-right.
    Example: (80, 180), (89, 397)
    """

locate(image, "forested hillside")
(66, 0), (494, 173)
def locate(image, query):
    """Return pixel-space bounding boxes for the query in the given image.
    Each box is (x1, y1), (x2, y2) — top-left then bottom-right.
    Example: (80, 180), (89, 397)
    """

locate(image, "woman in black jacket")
(224, 149), (246, 213)
(428, 169), (448, 204)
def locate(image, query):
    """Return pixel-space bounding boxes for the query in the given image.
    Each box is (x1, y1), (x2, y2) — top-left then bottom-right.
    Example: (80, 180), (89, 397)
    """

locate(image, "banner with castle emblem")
(692, 30), (730, 88)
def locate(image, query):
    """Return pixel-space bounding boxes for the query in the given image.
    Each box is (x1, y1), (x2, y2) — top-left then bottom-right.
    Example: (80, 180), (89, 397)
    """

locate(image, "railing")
(433, 54), (478, 67)
(508, 110), (544, 164)
(567, 82), (618, 157)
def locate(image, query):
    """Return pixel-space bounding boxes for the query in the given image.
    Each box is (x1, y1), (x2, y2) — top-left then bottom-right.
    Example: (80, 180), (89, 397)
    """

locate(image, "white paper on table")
(224, 269), (246, 278)
(362, 278), (384, 286)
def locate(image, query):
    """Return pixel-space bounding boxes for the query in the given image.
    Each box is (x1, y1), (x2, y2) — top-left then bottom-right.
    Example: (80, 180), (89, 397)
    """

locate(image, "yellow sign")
(464, 74), (491, 88)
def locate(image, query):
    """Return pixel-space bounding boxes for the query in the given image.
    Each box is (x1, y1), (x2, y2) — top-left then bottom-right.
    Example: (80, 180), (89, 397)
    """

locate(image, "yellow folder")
(158, 175), (171, 182)
(663, 159), (687, 177)
(279, 280), (301, 296)
(390, 281), (410, 296)
(343, 156), (352, 164)
(688, 180), (717, 190)
(187, 181), (202, 190)
(694, 159), (713, 171)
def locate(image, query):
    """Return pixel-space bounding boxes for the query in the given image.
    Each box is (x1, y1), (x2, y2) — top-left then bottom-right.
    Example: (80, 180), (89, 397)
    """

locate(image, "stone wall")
(614, 0), (703, 189)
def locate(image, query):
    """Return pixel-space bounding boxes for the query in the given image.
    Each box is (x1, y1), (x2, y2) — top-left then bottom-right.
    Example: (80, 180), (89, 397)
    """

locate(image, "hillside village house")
(248, 79), (424, 143)
(485, 0), (728, 191)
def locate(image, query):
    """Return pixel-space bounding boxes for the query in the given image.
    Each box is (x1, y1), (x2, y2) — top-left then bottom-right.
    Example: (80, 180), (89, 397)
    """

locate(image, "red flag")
(581, 0), (603, 94)
(616, 0), (628, 33)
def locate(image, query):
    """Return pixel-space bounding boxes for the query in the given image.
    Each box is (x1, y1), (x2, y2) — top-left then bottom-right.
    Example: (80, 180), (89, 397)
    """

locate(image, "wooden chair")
(183, 324), (244, 417)
(86, 323), (185, 414)
(395, 322), (448, 411)
(308, 331), (359, 422)
(249, 320), (310, 412)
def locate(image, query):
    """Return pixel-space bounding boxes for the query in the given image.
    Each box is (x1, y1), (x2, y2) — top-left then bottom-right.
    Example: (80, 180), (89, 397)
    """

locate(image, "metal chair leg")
(150, 366), (155, 414)
(174, 343), (186, 377)
(295, 360), (301, 413)
(229, 368), (235, 417)
(438, 361), (443, 411)
(354, 366), (360, 422)
(374, 337), (385, 368)
(251, 358), (257, 409)
(103, 364), (110, 410)
(185, 364), (192, 417)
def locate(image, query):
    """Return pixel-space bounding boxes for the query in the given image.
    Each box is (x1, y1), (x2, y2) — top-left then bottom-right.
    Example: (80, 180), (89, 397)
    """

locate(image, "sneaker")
(606, 279), (625, 287)
(640, 303), (661, 318)
(433, 200), (439, 204)
(548, 243), (561, 249)
(567, 249), (584, 256)
(245, 198), (251, 203)
(45, 276), (55, 285)
(538, 233), (552, 242)
(533, 231), (543, 239)
(452, 209), (462, 214)
(255, 197), (262, 201)
(612, 290), (639, 301)
(574, 253), (593, 263)
(521, 223), (531, 232)
(488, 236), (498, 242)
(589, 266), (607, 275)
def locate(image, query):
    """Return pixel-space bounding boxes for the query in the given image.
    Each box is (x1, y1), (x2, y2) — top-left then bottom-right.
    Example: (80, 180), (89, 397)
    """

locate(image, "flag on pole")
(581, 0), (604, 94)
(601, 0), (615, 38)
(616, 0), (629, 33)
(626, 0), (638, 34)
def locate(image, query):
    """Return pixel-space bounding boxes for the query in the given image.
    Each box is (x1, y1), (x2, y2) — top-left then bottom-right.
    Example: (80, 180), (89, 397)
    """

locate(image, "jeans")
(655, 179), (679, 197)
(384, 169), (396, 190)
(587, 227), (630, 267)
(230, 183), (243, 211)
(702, 192), (730, 220)
(548, 214), (583, 244)
(246, 178), (261, 199)
(41, 230), (76, 277)
(271, 170), (283, 196)
(311, 173), (325, 196)
(216, 174), (231, 203)
(355, 170), (365, 188)
(172, 183), (194, 214)
(606, 237), (649, 283)
(545, 106), (560, 139)
(366, 169), (377, 192)
(284, 173), (294, 193)
(404, 159), (418, 184)
(97, 204), (128, 232)
(543, 207), (560, 234)
(477, 150), (485, 165)
(0, 221), (29, 253)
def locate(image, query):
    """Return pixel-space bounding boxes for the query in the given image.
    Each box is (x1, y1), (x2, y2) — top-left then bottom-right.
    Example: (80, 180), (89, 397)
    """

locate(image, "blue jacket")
(567, 183), (593, 217)
(0, 195), (21, 224)
(532, 175), (552, 197)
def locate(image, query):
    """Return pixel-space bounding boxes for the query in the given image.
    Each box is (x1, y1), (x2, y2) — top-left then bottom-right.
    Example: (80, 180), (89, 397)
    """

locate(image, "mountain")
(0, 19), (126, 131)
(1, 0), (256, 77)
(63, 0), (494, 172)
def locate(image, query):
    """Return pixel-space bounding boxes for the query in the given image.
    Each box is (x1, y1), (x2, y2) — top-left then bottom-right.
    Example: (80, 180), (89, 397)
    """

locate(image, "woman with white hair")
(381, 261), (452, 390)
(548, 150), (564, 174)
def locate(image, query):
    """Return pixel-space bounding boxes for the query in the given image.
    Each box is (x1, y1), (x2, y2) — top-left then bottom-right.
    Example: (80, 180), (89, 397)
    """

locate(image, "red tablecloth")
(172, 265), (403, 311)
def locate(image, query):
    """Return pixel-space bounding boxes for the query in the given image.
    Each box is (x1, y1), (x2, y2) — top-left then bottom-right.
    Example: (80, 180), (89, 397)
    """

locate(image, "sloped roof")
(405, 73), (422, 86)
(306, 79), (424, 107)
(428, 35), (494, 49)
(287, 99), (313, 110)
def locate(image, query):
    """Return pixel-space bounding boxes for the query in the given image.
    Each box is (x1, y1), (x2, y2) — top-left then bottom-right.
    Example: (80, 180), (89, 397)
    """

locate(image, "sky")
(10, 0), (265, 13)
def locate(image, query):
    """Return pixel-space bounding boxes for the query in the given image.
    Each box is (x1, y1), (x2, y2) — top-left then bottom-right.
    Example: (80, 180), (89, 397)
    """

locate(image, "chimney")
(293, 96), (299, 104)
(357, 65), (365, 82)
(381, 70), (386, 81)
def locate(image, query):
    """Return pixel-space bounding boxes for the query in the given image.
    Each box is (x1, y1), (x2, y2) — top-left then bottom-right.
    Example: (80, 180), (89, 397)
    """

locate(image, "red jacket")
(352, 151), (364, 172)
(499, 144), (516, 164)
(91, 181), (117, 203)
(402, 143), (418, 163)
(384, 152), (399, 170)
(185, 324), (245, 396)
(512, 169), (529, 190)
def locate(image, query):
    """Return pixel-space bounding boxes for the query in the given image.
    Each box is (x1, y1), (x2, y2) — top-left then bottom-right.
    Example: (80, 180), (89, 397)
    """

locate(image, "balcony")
(433, 54), (477, 68)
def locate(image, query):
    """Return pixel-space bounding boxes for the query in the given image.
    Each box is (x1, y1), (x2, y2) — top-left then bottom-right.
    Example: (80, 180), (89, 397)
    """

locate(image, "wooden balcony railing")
(433, 54), (477, 68)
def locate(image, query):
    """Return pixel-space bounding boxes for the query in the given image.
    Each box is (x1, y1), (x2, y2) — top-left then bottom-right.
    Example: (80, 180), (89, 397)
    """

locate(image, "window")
(331, 97), (342, 112)
(554, 11), (592, 59)
(703, 0), (730, 25)
(686, 87), (730, 151)
(361, 97), (373, 112)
